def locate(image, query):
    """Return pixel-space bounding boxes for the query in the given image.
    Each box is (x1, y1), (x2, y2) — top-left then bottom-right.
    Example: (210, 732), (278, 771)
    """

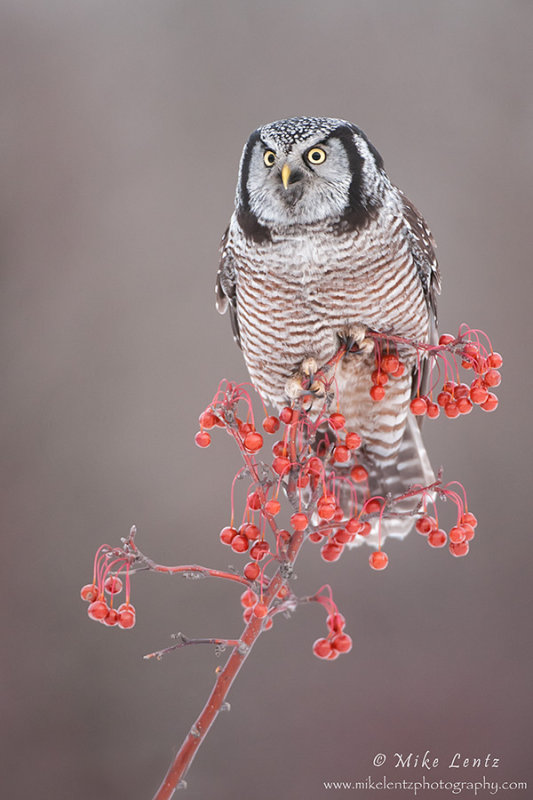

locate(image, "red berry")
(345, 431), (362, 450)
(470, 385), (489, 405)
(345, 517), (360, 533)
(328, 412), (346, 430)
(481, 393), (498, 412)
(249, 541), (269, 560)
(104, 576), (123, 595)
(273, 456), (291, 476)
(272, 441), (285, 457)
(231, 534), (249, 553)
(263, 617), (273, 630)
(104, 608), (119, 627)
(427, 529), (447, 548)
(332, 633), (353, 653)
(463, 343), (479, 358)
(449, 525), (467, 544)
(313, 638), (333, 659)
(80, 584), (98, 603)
(238, 420), (254, 435)
(194, 431), (211, 448)
(264, 499), (281, 516)
(358, 521), (371, 537)
(309, 532), (323, 543)
(364, 498), (382, 514)
(247, 491), (262, 510)
(391, 362), (406, 377)
(333, 528), (352, 544)
(410, 396), (427, 415)
(454, 383), (470, 399)
(443, 380), (456, 394)
(460, 523), (476, 541)
(437, 391), (452, 407)
(369, 551), (388, 570)
(382, 354), (400, 373)
(350, 465), (368, 482)
(487, 352), (503, 368)
(318, 503), (336, 521)
(457, 397), (473, 415)
(415, 516), (435, 535)
(278, 529), (291, 543)
(253, 603), (268, 618)
(240, 589), (258, 608)
(242, 607), (254, 623)
(449, 541), (469, 557)
(370, 385), (385, 401)
(279, 407), (294, 424)
(439, 334), (455, 346)
(290, 512), (308, 531)
(220, 526), (238, 545)
(333, 445), (350, 463)
(426, 402), (440, 419)
(262, 415), (280, 434)
(321, 542), (343, 562)
(243, 562), (260, 581)
(117, 604), (136, 629)
(241, 523), (260, 540)
(326, 612), (346, 633)
(244, 431), (263, 452)
(484, 369), (501, 387)
(462, 512), (478, 528)
(297, 472), (310, 488)
(199, 410), (218, 429)
(371, 369), (389, 386)
(327, 649), (340, 660)
(445, 402), (459, 418)
(88, 600), (108, 621)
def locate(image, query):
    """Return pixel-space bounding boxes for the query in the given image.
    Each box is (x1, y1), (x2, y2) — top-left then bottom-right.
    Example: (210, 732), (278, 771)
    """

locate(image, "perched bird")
(216, 116), (440, 542)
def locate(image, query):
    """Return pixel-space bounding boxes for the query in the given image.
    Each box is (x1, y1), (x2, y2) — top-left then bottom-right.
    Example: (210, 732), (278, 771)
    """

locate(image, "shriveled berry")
(370, 385), (385, 401)
(262, 415), (280, 434)
(194, 431), (211, 448)
(410, 396), (428, 415)
(328, 412), (346, 430)
(244, 431), (263, 452)
(350, 465), (368, 482)
(243, 562), (260, 581)
(80, 584), (98, 603)
(369, 551), (388, 570)
(427, 529), (447, 548)
(332, 633), (353, 653)
(313, 638), (333, 659)
(290, 512), (308, 531)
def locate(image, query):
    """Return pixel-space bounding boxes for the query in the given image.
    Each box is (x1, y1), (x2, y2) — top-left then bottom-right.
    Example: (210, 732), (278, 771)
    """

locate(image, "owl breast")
(227, 205), (430, 409)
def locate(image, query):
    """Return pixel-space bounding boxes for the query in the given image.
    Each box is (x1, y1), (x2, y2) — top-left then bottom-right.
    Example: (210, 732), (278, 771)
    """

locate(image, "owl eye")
(263, 150), (276, 167)
(306, 147), (327, 166)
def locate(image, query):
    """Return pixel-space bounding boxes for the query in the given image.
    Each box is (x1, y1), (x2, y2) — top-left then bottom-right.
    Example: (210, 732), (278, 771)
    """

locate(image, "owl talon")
(339, 325), (374, 356)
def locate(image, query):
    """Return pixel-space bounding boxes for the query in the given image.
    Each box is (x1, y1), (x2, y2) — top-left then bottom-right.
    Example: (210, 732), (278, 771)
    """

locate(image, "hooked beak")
(281, 163), (291, 190)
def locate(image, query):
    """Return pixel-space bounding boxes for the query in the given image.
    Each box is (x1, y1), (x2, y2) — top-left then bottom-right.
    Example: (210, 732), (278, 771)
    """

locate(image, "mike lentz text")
(373, 751), (501, 770)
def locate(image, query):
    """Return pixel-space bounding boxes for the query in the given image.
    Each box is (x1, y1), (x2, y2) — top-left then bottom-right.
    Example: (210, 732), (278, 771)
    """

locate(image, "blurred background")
(1, 2), (532, 798)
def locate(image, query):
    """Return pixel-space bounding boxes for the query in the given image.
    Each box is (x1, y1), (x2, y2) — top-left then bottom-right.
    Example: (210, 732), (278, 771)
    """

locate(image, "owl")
(216, 117), (440, 542)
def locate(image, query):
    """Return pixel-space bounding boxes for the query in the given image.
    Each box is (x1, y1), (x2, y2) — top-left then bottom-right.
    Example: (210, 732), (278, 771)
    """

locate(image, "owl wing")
(215, 227), (241, 348)
(399, 191), (441, 403)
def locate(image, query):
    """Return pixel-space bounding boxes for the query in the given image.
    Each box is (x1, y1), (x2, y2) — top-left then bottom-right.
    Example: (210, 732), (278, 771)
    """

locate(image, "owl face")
(236, 117), (385, 234)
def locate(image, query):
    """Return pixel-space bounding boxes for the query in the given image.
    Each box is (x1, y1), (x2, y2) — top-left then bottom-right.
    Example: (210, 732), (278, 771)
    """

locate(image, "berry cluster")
(80, 546), (136, 629)
(369, 350), (406, 402)
(311, 591), (353, 661)
(415, 509), (478, 557)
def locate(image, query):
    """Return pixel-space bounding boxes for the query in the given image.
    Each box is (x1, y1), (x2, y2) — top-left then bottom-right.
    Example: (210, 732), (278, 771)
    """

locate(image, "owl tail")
(347, 415), (436, 548)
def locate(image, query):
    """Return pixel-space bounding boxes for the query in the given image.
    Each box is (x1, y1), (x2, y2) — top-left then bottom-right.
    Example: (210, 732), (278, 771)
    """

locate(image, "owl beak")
(281, 163), (291, 190)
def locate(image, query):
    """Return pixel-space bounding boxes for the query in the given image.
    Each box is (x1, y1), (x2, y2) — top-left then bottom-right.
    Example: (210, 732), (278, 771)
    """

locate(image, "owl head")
(235, 116), (385, 239)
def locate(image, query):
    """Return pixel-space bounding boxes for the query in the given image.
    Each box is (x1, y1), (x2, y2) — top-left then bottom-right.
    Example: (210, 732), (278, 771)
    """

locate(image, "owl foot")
(285, 357), (327, 401)
(338, 324), (374, 356)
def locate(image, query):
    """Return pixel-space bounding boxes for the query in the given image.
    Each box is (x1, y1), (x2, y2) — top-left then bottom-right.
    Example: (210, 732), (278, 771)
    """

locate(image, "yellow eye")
(306, 147), (327, 166)
(263, 150), (276, 167)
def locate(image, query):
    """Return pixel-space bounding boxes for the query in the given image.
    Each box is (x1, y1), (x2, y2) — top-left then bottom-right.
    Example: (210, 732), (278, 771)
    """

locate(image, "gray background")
(1, 2), (532, 798)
